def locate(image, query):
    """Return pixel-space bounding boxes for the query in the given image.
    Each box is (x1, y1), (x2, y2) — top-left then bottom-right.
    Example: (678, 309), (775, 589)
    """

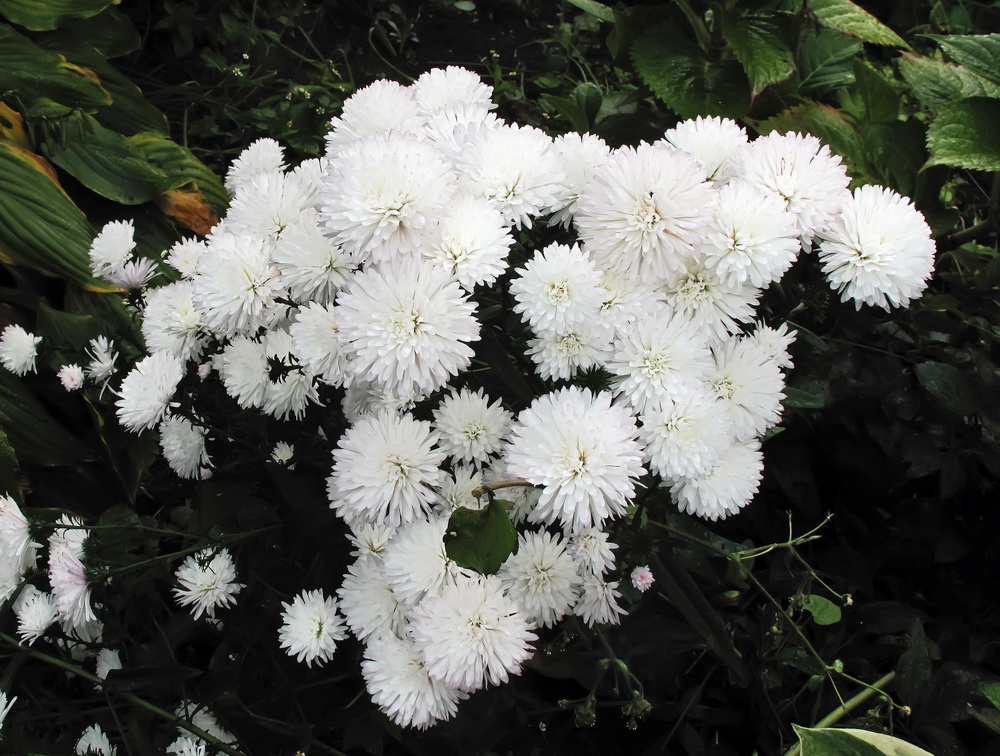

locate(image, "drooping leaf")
(798, 28), (862, 95)
(807, 0), (908, 48)
(0, 0), (117, 32)
(894, 619), (931, 705)
(792, 725), (934, 755)
(803, 594), (842, 625)
(850, 59), (899, 123)
(0, 426), (22, 500)
(0, 103), (30, 148)
(898, 53), (1000, 110)
(444, 499), (518, 575)
(36, 299), (101, 350)
(925, 34), (1000, 86)
(564, 0), (614, 23)
(914, 360), (981, 415)
(722, 11), (795, 98)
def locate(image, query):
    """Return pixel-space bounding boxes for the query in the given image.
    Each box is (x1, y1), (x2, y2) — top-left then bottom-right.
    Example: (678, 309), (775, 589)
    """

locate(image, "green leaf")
(807, 0), (908, 48)
(759, 103), (867, 180)
(798, 29), (862, 95)
(894, 619), (931, 705)
(783, 386), (826, 409)
(803, 594), (842, 625)
(983, 682), (1000, 710)
(898, 53), (1000, 110)
(722, 11), (795, 98)
(0, 0), (116, 31)
(0, 368), (93, 466)
(851, 59), (899, 123)
(0, 426), (22, 499)
(914, 360), (981, 415)
(444, 499), (518, 575)
(36, 299), (101, 349)
(564, 0), (614, 23)
(632, 23), (750, 119)
(793, 726), (934, 755)
(925, 34), (1000, 86)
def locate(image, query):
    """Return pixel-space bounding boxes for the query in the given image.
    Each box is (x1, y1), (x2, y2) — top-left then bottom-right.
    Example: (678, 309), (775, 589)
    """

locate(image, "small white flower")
(48, 516), (96, 631)
(381, 516), (471, 607)
(575, 574), (626, 626)
(173, 549), (243, 620)
(165, 735), (207, 756)
(273, 211), (355, 305)
(640, 385), (734, 480)
(58, 364), (85, 391)
(324, 79), (420, 156)
(165, 238), (207, 279)
(94, 648), (122, 689)
(159, 416), (210, 480)
(288, 302), (348, 387)
(671, 439), (764, 521)
(412, 66), (494, 116)
(278, 589), (347, 667)
(525, 327), (612, 382)
(661, 259), (760, 344)
(0, 690), (15, 731)
(498, 529), (581, 628)
(85, 336), (118, 384)
(75, 723), (116, 755)
(568, 527), (618, 576)
(141, 280), (205, 362)
(0, 324), (41, 376)
(0, 494), (38, 579)
(432, 388), (511, 466)
(510, 242), (605, 335)
(337, 557), (409, 642)
(421, 195), (513, 291)
(225, 137), (286, 195)
(631, 565), (655, 592)
(89, 220), (135, 280)
(270, 441), (295, 466)
(711, 336), (785, 442)
(14, 585), (58, 644)
(661, 116), (749, 181)
(225, 170), (314, 238)
(115, 351), (184, 432)
(550, 132), (611, 228)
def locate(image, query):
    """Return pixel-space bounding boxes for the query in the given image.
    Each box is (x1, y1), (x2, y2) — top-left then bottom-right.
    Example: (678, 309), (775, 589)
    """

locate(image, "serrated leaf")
(793, 726), (934, 755)
(798, 28), (862, 95)
(898, 53), (1000, 110)
(914, 360), (980, 415)
(851, 59), (899, 123)
(807, 0), (908, 48)
(804, 594), (842, 625)
(925, 34), (1000, 86)
(0, 0), (117, 32)
(927, 94), (1000, 169)
(632, 23), (750, 119)
(722, 11), (795, 98)
(444, 499), (517, 575)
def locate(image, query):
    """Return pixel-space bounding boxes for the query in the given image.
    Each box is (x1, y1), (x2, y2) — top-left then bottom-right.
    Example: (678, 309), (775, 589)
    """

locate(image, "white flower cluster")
(97, 67), (937, 731)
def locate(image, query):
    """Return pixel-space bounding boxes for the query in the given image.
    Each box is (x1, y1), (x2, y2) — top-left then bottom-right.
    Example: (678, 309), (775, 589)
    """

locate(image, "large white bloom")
(278, 589), (347, 667)
(671, 439), (764, 521)
(409, 574), (537, 693)
(661, 116), (749, 181)
(420, 195), (513, 291)
(412, 66), (494, 116)
(711, 336), (785, 442)
(510, 242), (604, 335)
(574, 142), (715, 284)
(159, 416), (210, 479)
(640, 385), (734, 479)
(338, 557), (409, 642)
(328, 410), (446, 528)
(817, 184), (935, 310)
(324, 79), (420, 156)
(432, 388), (511, 466)
(497, 529), (581, 628)
(335, 258), (480, 397)
(141, 280), (205, 361)
(14, 584), (58, 644)
(505, 387), (645, 533)
(172, 548), (243, 620)
(273, 210), (354, 305)
(381, 515), (471, 607)
(0, 324), (41, 376)
(48, 516), (95, 631)
(115, 350), (184, 432)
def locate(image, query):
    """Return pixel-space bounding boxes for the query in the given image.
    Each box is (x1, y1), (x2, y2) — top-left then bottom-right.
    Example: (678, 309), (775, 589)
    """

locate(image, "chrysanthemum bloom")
(173, 548), (243, 620)
(85, 336), (118, 384)
(278, 589), (347, 667)
(48, 516), (96, 631)
(596, 271), (665, 340)
(817, 184), (936, 310)
(574, 142), (715, 285)
(347, 522), (396, 562)
(661, 259), (761, 344)
(224, 171), (314, 239)
(671, 439), (764, 521)
(215, 335), (269, 410)
(412, 66), (494, 116)
(510, 242), (605, 335)
(409, 574), (537, 693)
(631, 565), (655, 592)
(174, 701), (238, 747)
(747, 321), (796, 370)
(420, 195), (513, 291)
(75, 723), (116, 755)
(328, 410), (446, 529)
(0, 691), (15, 731)
(454, 122), (567, 228)
(165, 238), (207, 280)
(731, 130), (850, 244)
(191, 231), (283, 339)
(711, 336), (785, 442)
(525, 327), (612, 382)
(505, 387), (645, 533)
(289, 302), (348, 387)
(338, 557), (409, 642)
(335, 258), (480, 397)
(381, 515), (471, 607)
(661, 115), (749, 181)
(498, 529), (581, 628)
(568, 527), (617, 576)
(319, 131), (457, 264)
(107, 257), (158, 290)
(95, 648), (122, 688)
(225, 137), (286, 195)
(141, 280), (206, 362)
(575, 574), (626, 626)
(273, 211), (355, 305)
(419, 102), (500, 155)
(58, 364), (84, 391)
(0, 324), (41, 376)
(639, 385), (734, 480)
(432, 388), (512, 466)
(550, 132), (612, 228)
(0, 494), (38, 578)
(324, 79), (421, 156)
(271, 441), (295, 466)
(89, 219), (135, 280)
(115, 350), (184, 432)
(362, 631), (467, 729)
(259, 328), (320, 421)
(159, 416), (210, 479)
(606, 307), (714, 415)
(14, 585), (58, 644)
(701, 179), (801, 288)
(436, 464), (484, 513)
(166, 735), (207, 756)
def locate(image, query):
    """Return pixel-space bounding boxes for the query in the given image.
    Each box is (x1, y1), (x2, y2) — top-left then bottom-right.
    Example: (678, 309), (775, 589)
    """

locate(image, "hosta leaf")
(0, 102), (30, 148)
(925, 34), (1000, 86)
(0, 0), (117, 31)
(898, 53), (1000, 110)
(793, 725), (934, 755)
(444, 499), (518, 575)
(0, 368), (93, 466)
(926, 98), (1000, 172)
(807, 0), (908, 48)
(722, 11), (795, 98)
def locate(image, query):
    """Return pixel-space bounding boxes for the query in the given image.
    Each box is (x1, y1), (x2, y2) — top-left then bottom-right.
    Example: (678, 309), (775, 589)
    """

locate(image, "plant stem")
(471, 478), (535, 499)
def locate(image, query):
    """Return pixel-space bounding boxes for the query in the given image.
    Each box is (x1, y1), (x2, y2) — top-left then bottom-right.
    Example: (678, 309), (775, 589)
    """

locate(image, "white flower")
(165, 238), (207, 279)
(270, 441), (295, 466)
(597, 270), (665, 340)
(141, 280), (205, 361)
(661, 259), (760, 344)
(215, 335), (268, 409)
(606, 307), (714, 415)
(288, 302), (348, 387)
(346, 522), (395, 562)
(640, 386), (734, 479)
(550, 132), (612, 227)
(413, 66), (494, 115)
(505, 387), (645, 533)
(107, 258), (158, 290)
(75, 723), (116, 755)
(731, 130), (850, 243)
(260, 327), (319, 421)
(421, 195), (513, 291)
(324, 79), (420, 156)
(661, 116), (749, 180)
(0, 691), (15, 732)
(671, 439), (764, 521)
(95, 648), (122, 688)
(320, 131), (456, 264)
(574, 142), (715, 284)
(166, 736), (207, 756)
(115, 350), (184, 432)
(174, 701), (237, 747)
(817, 184), (936, 310)
(381, 515), (471, 607)
(335, 258), (480, 397)
(701, 179), (801, 288)
(328, 410), (446, 528)
(159, 416), (210, 479)
(510, 242), (605, 335)
(455, 122), (566, 228)
(361, 631), (466, 729)
(14, 585), (58, 644)
(747, 321), (796, 370)
(498, 529), (581, 628)
(85, 336), (118, 384)
(225, 137), (286, 194)
(0, 324), (41, 376)
(48, 516), (95, 631)
(631, 565), (655, 592)
(278, 589), (347, 667)
(575, 574), (626, 626)
(58, 364), (85, 391)
(711, 336), (785, 442)
(568, 527), (617, 576)
(173, 548), (243, 620)
(0, 494), (38, 578)
(337, 557), (409, 642)
(432, 388), (512, 466)
(409, 573), (537, 693)
(273, 210), (355, 305)
(525, 327), (612, 382)
(225, 171), (314, 238)
(89, 220), (135, 280)
(436, 464), (483, 513)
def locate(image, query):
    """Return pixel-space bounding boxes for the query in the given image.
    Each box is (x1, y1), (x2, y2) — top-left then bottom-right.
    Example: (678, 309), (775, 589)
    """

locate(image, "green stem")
(471, 478), (535, 499)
